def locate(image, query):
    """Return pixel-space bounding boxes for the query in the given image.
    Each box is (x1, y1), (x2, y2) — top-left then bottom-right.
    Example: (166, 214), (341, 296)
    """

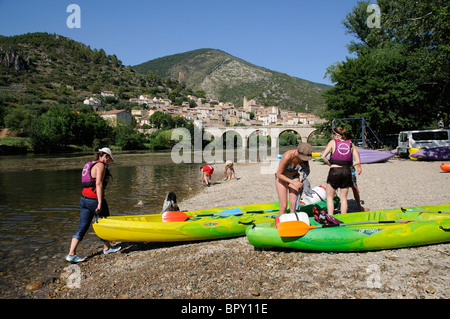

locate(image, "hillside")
(0, 32), (181, 102)
(133, 48), (330, 114)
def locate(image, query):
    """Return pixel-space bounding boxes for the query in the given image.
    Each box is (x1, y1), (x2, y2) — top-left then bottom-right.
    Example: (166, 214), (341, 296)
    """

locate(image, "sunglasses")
(332, 130), (341, 136)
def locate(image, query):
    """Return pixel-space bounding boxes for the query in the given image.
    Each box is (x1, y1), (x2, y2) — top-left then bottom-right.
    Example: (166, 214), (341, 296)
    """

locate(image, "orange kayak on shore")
(441, 164), (450, 172)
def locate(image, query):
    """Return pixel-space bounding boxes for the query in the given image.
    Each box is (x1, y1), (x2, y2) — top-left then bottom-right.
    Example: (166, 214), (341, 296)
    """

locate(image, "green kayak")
(246, 204), (450, 252)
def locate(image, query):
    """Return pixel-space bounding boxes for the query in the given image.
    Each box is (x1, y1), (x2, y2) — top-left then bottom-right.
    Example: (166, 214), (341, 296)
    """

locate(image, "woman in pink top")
(321, 127), (361, 215)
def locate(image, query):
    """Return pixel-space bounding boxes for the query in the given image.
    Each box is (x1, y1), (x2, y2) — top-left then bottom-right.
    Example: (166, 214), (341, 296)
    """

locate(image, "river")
(0, 150), (210, 291)
(0, 145), (322, 293)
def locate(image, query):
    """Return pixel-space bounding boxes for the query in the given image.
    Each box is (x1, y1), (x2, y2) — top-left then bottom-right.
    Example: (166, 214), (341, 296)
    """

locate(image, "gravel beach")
(5, 156), (450, 301)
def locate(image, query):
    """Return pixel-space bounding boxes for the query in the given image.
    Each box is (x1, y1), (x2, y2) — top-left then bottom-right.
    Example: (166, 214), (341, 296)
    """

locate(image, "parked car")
(397, 129), (450, 157)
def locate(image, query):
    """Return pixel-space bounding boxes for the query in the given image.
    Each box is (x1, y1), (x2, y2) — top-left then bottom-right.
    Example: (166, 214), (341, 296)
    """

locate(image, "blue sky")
(0, 0), (361, 85)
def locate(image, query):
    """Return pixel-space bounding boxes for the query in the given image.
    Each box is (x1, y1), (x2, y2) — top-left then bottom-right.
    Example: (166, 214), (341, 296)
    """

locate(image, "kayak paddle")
(401, 207), (450, 214)
(278, 220), (413, 237)
(162, 207), (279, 222)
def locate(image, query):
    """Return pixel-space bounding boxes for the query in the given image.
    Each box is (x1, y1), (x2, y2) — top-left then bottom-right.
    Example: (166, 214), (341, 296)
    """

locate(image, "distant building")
(99, 109), (132, 126)
(243, 97), (257, 112)
(83, 97), (101, 106)
(101, 91), (115, 97)
(123, 92), (323, 128)
(84, 97), (102, 111)
(268, 113), (278, 124)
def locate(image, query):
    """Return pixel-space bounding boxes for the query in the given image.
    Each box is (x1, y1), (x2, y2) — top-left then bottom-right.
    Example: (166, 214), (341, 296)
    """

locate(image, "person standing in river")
(66, 148), (121, 263)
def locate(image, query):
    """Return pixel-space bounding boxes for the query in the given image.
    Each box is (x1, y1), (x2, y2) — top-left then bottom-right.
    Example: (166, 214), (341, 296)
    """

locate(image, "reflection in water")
(0, 151), (205, 287)
(109, 163), (202, 215)
(0, 146), (321, 288)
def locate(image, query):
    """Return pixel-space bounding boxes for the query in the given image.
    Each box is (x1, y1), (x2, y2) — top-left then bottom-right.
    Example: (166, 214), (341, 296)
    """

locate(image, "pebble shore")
(3, 156), (450, 300)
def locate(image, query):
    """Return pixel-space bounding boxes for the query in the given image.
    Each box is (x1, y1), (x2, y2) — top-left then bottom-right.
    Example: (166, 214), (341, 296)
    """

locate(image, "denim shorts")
(72, 196), (110, 241)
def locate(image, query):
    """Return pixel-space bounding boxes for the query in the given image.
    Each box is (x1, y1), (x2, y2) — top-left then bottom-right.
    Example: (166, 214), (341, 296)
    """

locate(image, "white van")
(397, 129), (450, 156)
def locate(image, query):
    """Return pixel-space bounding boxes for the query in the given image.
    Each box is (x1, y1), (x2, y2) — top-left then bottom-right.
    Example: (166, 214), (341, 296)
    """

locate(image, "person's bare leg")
(326, 184), (336, 215)
(288, 179), (300, 214)
(68, 237), (79, 256)
(340, 188), (349, 214)
(275, 178), (288, 217)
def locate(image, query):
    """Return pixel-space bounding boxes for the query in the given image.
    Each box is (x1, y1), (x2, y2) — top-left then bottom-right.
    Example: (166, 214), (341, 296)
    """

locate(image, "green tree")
(29, 105), (76, 151)
(324, 0), (449, 139)
(28, 105), (113, 151)
(114, 121), (146, 150)
(4, 107), (33, 136)
(74, 111), (113, 146)
(172, 115), (188, 128)
(149, 111), (173, 129)
(279, 131), (300, 146)
(148, 130), (175, 150)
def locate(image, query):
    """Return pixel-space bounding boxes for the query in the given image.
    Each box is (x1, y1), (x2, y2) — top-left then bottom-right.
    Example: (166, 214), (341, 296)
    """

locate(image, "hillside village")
(87, 92), (325, 128)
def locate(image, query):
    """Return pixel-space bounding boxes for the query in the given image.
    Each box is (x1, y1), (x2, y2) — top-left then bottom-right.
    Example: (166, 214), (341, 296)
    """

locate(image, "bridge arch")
(277, 127), (317, 145)
(204, 125), (317, 149)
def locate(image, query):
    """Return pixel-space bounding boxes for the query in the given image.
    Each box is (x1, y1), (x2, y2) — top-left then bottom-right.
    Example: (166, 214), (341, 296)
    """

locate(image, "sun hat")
(297, 143), (312, 161)
(98, 147), (114, 161)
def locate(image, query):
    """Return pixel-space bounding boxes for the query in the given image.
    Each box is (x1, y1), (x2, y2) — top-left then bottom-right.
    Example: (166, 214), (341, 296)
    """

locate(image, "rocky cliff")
(0, 47), (30, 72)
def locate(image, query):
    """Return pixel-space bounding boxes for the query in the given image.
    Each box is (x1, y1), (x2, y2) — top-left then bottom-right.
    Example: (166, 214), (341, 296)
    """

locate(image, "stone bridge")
(203, 125), (317, 149)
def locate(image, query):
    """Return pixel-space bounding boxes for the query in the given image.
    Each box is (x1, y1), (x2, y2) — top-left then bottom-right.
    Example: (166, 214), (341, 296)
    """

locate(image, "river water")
(0, 150), (211, 290)
(0, 145), (320, 292)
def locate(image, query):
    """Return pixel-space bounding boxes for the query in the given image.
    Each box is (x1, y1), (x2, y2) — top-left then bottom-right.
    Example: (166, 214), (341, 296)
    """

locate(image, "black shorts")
(326, 167), (353, 190)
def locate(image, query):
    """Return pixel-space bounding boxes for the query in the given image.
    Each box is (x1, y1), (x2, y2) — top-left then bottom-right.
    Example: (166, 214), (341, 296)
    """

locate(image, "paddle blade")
(216, 207), (243, 216)
(277, 221), (315, 237)
(218, 208), (279, 216)
(162, 211), (190, 222)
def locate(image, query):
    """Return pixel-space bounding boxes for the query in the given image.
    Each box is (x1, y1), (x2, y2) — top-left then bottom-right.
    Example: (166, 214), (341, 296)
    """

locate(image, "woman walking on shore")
(66, 148), (121, 263)
(275, 143), (313, 217)
(321, 127), (361, 215)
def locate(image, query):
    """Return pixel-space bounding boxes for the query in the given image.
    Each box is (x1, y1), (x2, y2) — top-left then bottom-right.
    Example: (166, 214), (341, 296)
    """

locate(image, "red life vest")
(81, 161), (111, 198)
(202, 165), (214, 175)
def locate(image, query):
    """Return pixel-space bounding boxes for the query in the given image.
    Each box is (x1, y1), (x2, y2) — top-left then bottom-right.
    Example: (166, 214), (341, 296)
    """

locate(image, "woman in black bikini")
(275, 143), (313, 217)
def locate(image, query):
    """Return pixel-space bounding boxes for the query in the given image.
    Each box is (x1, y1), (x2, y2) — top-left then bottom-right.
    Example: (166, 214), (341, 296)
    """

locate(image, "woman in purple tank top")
(321, 127), (361, 215)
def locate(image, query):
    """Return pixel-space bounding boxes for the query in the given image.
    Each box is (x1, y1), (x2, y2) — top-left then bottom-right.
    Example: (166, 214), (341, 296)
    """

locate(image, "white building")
(268, 113), (278, 124)
(101, 91), (115, 97)
(83, 97), (101, 106)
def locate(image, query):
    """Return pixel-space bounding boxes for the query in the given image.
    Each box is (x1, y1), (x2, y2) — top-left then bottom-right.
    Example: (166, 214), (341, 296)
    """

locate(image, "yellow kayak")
(409, 148), (423, 160)
(92, 199), (335, 242)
